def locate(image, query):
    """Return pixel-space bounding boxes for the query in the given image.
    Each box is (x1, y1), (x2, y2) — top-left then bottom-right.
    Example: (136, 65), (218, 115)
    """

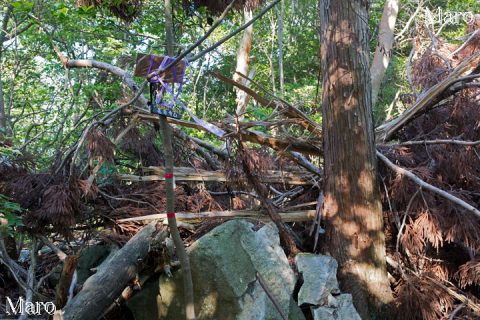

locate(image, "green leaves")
(0, 194), (24, 236)
(11, 0), (35, 12)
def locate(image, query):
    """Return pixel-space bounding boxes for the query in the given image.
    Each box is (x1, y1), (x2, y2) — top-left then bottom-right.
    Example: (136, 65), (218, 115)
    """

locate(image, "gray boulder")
(295, 253), (340, 306)
(294, 253), (361, 320)
(127, 219), (305, 320)
(312, 294), (361, 320)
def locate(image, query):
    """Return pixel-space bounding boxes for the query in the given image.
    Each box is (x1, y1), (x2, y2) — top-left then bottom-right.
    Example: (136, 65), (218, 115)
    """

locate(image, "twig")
(37, 235), (67, 261)
(0, 234), (28, 290)
(449, 303), (465, 320)
(189, 0), (280, 62)
(377, 150), (480, 219)
(393, 139), (480, 146)
(448, 29), (480, 58)
(256, 272), (287, 320)
(146, 0), (239, 79)
(395, 0), (423, 41)
(396, 189), (419, 252)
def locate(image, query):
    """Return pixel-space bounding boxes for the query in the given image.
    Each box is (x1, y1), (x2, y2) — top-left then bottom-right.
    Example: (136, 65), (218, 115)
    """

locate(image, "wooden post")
(162, 1), (196, 319)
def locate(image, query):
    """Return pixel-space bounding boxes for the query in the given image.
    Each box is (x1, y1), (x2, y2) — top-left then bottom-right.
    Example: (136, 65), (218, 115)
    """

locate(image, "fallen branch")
(391, 139), (480, 146)
(138, 113), (321, 155)
(37, 235), (67, 261)
(19, 238), (37, 320)
(118, 167), (314, 185)
(63, 223), (167, 320)
(117, 209), (316, 223)
(0, 234), (28, 290)
(386, 257), (480, 315)
(375, 51), (480, 141)
(377, 150), (480, 219)
(212, 71), (322, 137)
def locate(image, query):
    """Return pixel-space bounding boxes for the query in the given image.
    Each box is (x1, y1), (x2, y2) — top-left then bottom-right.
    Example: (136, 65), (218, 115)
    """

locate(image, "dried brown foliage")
(455, 259), (480, 289)
(27, 184), (80, 237)
(86, 128), (115, 163)
(225, 146), (273, 188)
(76, 0), (142, 22)
(412, 47), (450, 90)
(117, 126), (163, 166)
(78, 179), (99, 200)
(381, 29), (480, 317)
(395, 274), (454, 320)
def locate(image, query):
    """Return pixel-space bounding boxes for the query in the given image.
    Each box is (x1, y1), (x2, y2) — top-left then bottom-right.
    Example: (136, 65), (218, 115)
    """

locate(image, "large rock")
(127, 220), (305, 320)
(312, 294), (361, 320)
(295, 253), (340, 306)
(294, 253), (361, 320)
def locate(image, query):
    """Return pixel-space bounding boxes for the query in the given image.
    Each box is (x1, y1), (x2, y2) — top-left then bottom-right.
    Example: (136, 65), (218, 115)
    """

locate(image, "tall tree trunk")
(0, 5), (12, 136)
(162, 1), (196, 319)
(370, 0), (399, 107)
(319, 1), (394, 319)
(277, 0), (285, 96)
(234, 8), (253, 120)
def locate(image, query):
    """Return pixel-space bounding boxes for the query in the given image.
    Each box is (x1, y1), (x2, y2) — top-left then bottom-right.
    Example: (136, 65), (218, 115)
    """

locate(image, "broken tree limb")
(138, 113), (321, 155)
(390, 139), (480, 146)
(65, 59), (149, 107)
(174, 128), (221, 170)
(117, 209), (316, 223)
(233, 71), (322, 136)
(286, 151), (323, 176)
(63, 223), (167, 320)
(118, 166), (315, 185)
(237, 141), (299, 255)
(377, 150), (480, 219)
(212, 71), (322, 137)
(55, 255), (78, 309)
(375, 51), (480, 142)
(231, 129), (321, 155)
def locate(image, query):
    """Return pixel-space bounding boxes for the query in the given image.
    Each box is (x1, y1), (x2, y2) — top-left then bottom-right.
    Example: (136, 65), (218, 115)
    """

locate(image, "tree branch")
(377, 150), (480, 219)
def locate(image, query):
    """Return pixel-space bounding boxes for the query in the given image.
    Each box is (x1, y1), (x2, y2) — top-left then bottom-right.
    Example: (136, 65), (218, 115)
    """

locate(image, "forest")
(1, 0), (480, 319)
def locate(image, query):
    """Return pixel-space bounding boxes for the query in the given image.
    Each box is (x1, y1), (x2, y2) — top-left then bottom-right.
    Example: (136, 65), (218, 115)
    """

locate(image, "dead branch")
(0, 234), (27, 289)
(117, 209), (316, 223)
(189, 0), (281, 62)
(386, 257), (480, 315)
(118, 166), (314, 185)
(376, 51), (480, 141)
(392, 139), (480, 146)
(19, 238), (37, 320)
(286, 151), (322, 176)
(377, 150), (480, 219)
(55, 255), (78, 309)
(212, 71), (322, 137)
(173, 127), (221, 169)
(37, 235), (68, 261)
(237, 141), (299, 255)
(231, 129), (321, 155)
(139, 113), (321, 155)
(63, 223), (167, 320)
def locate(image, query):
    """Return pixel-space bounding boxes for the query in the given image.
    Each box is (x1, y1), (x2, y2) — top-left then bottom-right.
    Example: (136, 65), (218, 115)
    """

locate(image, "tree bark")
(234, 8), (253, 120)
(0, 5), (13, 135)
(63, 223), (165, 320)
(319, 0), (394, 318)
(370, 0), (400, 107)
(277, 0), (285, 96)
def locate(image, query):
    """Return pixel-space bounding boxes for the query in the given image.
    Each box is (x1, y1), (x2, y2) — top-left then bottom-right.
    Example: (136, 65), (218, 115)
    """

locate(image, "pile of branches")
(378, 29), (480, 320)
